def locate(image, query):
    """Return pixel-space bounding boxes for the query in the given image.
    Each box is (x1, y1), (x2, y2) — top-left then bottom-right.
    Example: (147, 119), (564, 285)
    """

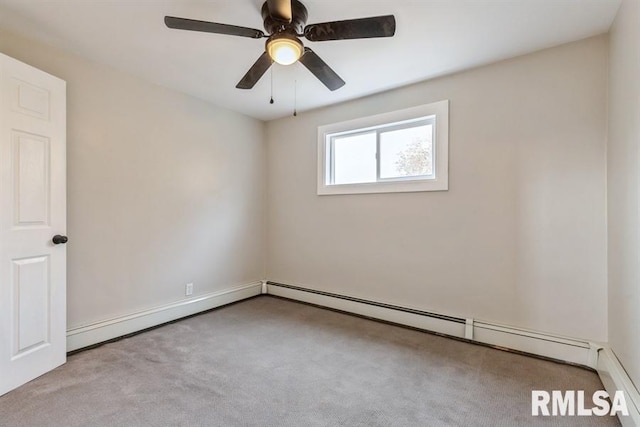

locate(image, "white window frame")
(317, 100), (449, 195)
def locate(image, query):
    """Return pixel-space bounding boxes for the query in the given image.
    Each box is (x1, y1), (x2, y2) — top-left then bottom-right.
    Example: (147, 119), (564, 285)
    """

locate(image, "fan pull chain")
(269, 68), (274, 104)
(293, 79), (298, 117)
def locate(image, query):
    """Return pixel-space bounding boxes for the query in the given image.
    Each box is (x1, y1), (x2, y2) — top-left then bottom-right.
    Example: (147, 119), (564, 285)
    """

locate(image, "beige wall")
(0, 29), (266, 328)
(266, 36), (609, 342)
(608, 0), (640, 387)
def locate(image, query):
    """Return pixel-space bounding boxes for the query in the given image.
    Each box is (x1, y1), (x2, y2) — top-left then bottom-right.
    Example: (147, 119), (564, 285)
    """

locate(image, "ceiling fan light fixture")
(165, 3), (397, 91)
(266, 34), (303, 65)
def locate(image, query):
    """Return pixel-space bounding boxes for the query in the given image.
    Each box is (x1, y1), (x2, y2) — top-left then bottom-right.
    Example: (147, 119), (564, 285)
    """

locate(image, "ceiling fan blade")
(164, 16), (264, 39)
(299, 48), (345, 91)
(236, 52), (274, 89)
(266, 0), (292, 22)
(304, 15), (396, 42)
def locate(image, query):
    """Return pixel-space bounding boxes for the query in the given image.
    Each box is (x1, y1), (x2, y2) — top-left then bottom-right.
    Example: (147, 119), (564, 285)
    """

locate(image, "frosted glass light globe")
(267, 37), (303, 65)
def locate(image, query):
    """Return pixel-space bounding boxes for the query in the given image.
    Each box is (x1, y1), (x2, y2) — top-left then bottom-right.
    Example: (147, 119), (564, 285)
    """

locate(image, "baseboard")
(597, 348), (640, 426)
(472, 320), (594, 368)
(266, 281), (596, 368)
(66, 281), (262, 352)
(267, 281), (467, 338)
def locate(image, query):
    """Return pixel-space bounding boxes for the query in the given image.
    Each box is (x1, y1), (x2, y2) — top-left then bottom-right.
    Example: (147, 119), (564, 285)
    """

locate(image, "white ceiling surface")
(0, 0), (621, 121)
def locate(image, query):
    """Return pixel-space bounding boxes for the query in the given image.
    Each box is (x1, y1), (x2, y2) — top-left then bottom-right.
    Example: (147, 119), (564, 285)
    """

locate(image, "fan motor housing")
(261, 0), (308, 35)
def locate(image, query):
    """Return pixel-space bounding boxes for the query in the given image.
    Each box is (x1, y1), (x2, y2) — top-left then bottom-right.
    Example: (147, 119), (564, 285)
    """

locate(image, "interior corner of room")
(0, 0), (638, 425)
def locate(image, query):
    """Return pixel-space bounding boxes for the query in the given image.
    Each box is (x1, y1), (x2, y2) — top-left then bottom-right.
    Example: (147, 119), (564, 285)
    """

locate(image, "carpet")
(0, 296), (620, 426)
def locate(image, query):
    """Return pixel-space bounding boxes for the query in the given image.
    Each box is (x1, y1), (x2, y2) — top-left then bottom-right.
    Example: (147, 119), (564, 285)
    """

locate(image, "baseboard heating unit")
(266, 281), (595, 368)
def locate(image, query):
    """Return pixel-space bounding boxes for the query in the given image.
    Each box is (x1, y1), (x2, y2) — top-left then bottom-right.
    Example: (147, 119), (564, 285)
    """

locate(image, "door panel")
(14, 132), (50, 226)
(13, 255), (50, 356)
(0, 53), (66, 396)
(12, 78), (51, 121)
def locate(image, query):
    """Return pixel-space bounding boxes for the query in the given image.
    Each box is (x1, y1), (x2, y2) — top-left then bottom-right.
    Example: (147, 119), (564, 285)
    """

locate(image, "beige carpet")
(0, 296), (620, 426)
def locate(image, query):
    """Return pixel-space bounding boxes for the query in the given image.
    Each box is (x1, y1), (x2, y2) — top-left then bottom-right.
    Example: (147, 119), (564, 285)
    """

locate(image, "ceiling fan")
(164, 0), (396, 91)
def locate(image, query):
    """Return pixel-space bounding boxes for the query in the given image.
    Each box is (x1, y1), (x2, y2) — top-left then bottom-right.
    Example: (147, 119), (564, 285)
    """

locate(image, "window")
(317, 100), (449, 195)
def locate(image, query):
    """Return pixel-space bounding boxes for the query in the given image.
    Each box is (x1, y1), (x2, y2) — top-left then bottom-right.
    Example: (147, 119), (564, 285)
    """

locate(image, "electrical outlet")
(185, 282), (193, 296)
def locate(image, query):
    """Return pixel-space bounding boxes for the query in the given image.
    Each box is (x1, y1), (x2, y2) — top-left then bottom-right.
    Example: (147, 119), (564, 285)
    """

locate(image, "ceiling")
(0, 0), (621, 121)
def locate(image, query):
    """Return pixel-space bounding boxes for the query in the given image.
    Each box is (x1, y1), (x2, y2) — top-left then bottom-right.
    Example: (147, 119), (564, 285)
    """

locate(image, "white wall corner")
(261, 280), (268, 294)
(66, 281), (262, 352)
(596, 347), (640, 426)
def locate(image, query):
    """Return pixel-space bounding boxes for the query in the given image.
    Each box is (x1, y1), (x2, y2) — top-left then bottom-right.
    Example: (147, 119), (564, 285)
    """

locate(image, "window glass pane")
(332, 132), (376, 184)
(380, 124), (433, 179)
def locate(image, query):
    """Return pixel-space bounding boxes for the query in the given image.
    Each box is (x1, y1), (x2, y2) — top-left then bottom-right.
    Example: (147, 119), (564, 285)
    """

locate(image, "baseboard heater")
(266, 281), (596, 369)
(268, 281), (466, 324)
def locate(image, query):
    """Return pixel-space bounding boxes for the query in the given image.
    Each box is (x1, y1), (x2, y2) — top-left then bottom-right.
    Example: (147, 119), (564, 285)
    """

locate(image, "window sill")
(317, 178), (448, 195)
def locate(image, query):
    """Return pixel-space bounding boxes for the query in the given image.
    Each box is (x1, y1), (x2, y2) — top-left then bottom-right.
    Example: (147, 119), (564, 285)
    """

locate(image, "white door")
(0, 53), (66, 396)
